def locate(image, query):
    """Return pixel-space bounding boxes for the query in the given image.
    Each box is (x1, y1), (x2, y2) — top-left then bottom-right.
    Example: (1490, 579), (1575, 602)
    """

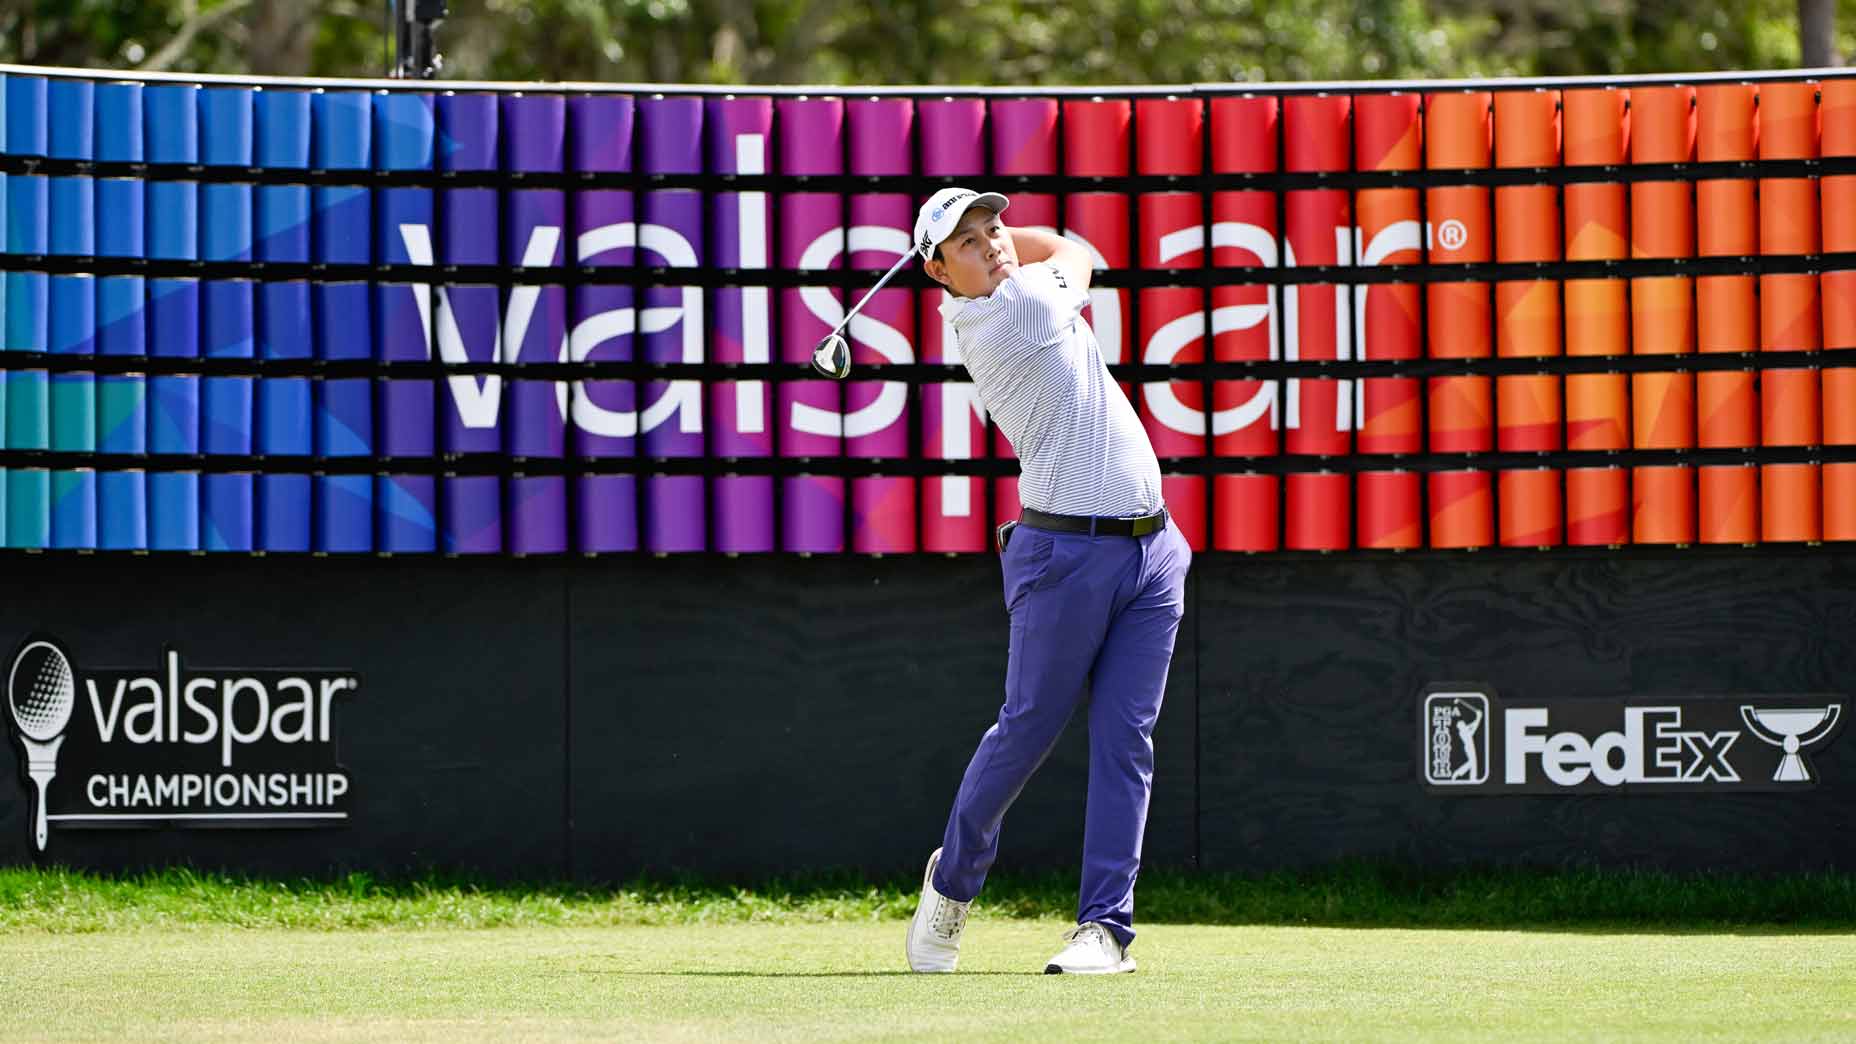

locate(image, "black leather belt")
(1019, 506), (1169, 537)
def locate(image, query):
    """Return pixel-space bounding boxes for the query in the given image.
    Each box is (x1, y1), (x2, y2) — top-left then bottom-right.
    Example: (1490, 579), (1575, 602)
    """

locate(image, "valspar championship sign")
(7, 636), (357, 852)
(1421, 684), (1846, 795)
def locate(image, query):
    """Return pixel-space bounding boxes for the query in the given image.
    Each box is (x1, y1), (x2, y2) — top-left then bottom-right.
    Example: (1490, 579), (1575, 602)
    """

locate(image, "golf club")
(810, 248), (918, 380)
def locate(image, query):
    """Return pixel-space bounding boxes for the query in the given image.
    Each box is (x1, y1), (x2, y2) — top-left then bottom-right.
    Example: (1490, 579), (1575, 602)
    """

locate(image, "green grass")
(1, 922), (1853, 1042)
(1, 867), (1852, 1041)
(2, 863), (1854, 932)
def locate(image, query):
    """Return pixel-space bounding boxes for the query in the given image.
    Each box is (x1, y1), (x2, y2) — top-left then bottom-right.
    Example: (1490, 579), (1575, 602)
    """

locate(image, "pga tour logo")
(6, 636), (358, 853)
(1421, 685), (1846, 795)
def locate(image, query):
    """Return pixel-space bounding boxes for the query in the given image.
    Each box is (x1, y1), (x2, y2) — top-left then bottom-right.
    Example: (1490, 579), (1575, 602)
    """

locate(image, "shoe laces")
(930, 896), (968, 940)
(1062, 922), (1115, 952)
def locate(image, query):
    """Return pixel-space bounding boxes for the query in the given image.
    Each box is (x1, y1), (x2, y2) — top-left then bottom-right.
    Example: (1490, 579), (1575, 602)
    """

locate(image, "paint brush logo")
(8, 639), (76, 853)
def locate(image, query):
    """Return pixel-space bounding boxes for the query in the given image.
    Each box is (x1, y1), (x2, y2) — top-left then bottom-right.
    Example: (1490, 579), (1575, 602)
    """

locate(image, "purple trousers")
(933, 516), (1191, 948)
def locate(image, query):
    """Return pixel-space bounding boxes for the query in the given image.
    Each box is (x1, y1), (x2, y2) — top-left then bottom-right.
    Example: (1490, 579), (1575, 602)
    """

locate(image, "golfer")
(904, 187), (1192, 975)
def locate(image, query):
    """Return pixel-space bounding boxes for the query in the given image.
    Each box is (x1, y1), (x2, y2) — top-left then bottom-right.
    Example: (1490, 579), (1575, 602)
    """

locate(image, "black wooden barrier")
(2, 550), (1853, 878)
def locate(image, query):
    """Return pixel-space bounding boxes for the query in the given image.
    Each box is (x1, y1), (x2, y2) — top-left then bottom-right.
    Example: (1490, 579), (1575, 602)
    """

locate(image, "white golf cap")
(914, 187), (1010, 259)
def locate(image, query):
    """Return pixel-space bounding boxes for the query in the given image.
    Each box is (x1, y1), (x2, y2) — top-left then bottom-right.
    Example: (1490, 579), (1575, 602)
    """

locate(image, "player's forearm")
(1010, 226), (1093, 291)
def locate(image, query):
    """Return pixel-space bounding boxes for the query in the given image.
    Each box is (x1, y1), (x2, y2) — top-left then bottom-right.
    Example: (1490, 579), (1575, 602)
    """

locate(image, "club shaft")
(834, 252), (914, 335)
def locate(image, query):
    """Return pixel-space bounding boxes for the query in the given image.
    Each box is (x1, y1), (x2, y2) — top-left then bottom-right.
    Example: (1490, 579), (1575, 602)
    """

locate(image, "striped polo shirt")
(940, 262), (1162, 518)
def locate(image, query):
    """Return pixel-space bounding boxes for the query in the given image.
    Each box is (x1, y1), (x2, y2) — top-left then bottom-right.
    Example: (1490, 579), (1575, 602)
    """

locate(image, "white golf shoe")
(905, 847), (969, 973)
(1043, 921), (1136, 974)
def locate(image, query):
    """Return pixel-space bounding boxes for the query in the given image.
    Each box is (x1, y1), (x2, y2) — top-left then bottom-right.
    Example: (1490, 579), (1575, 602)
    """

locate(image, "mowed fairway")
(2, 920), (1853, 1042)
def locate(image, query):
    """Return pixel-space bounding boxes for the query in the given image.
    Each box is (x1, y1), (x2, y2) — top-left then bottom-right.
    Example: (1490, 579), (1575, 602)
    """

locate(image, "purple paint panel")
(570, 95), (634, 173)
(639, 95), (703, 174)
(441, 188), (498, 265)
(852, 476), (916, 554)
(506, 287), (566, 459)
(776, 97), (844, 176)
(575, 474), (637, 553)
(713, 475), (773, 554)
(442, 474), (501, 553)
(707, 98), (774, 459)
(845, 194), (913, 459)
(375, 281), (429, 362)
(439, 286), (503, 455)
(378, 378), (435, 457)
(507, 474), (567, 554)
(501, 93), (564, 172)
(639, 190), (703, 458)
(437, 92), (498, 171)
(778, 193), (843, 459)
(849, 98), (914, 176)
(990, 98), (1059, 175)
(571, 189), (635, 458)
(919, 99), (985, 176)
(781, 474), (845, 554)
(505, 189), (567, 459)
(643, 474), (705, 553)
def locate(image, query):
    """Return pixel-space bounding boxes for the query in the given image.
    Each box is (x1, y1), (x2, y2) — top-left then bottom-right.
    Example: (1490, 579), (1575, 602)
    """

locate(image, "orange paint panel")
(1631, 181), (1693, 258)
(1356, 377), (1422, 454)
(1495, 184), (1559, 263)
(1354, 187), (1423, 361)
(1824, 368), (1856, 444)
(1823, 176), (1856, 252)
(1823, 271), (1856, 349)
(1212, 473), (1280, 552)
(1629, 86), (1696, 164)
(1761, 367), (1822, 446)
(1566, 467), (1629, 546)
(1493, 90), (1560, 168)
(1284, 472), (1349, 550)
(1496, 374), (1562, 452)
(1426, 281), (1492, 359)
(1428, 470), (1493, 549)
(1428, 375), (1493, 452)
(1758, 81), (1820, 161)
(1425, 185), (1492, 262)
(1562, 88), (1628, 166)
(1564, 183), (1628, 260)
(1630, 276), (1694, 355)
(1424, 91), (1492, 169)
(1696, 84), (1757, 162)
(1353, 92), (1421, 171)
(1696, 180), (1755, 257)
(1824, 81), (1856, 156)
(1498, 469), (1562, 548)
(1760, 274), (1822, 352)
(1824, 463), (1856, 541)
(1759, 178), (1820, 255)
(1563, 280), (1630, 356)
(1696, 276), (1757, 352)
(1631, 370), (1695, 449)
(1696, 370), (1757, 448)
(1632, 465), (1695, 546)
(1565, 372), (1630, 450)
(1761, 463), (1821, 543)
(1356, 470), (1422, 550)
(1698, 465), (1758, 545)
(1496, 279), (1562, 358)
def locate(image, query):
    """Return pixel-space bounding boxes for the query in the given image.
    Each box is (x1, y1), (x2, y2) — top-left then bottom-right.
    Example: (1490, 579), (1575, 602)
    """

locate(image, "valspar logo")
(5, 636), (357, 853)
(1419, 684), (1846, 795)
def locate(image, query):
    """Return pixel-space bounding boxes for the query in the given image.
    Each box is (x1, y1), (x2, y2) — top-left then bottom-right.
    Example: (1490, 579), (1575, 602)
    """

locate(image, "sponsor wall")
(2, 66), (1855, 878)
(3, 68), (1856, 554)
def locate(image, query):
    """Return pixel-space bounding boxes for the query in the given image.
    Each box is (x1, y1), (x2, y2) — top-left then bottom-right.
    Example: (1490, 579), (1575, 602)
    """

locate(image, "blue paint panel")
(98, 469), (148, 550)
(314, 378), (374, 457)
(95, 82), (144, 162)
(203, 472), (254, 551)
(203, 376), (253, 455)
(148, 277), (200, 358)
(7, 469), (48, 549)
(96, 277), (147, 356)
(148, 470), (200, 551)
(46, 79), (93, 160)
(315, 474), (373, 552)
(50, 469), (97, 550)
(257, 377), (312, 455)
(258, 473), (311, 551)
(148, 374), (200, 454)
(378, 474), (437, 553)
(97, 374), (148, 454)
(258, 282), (312, 359)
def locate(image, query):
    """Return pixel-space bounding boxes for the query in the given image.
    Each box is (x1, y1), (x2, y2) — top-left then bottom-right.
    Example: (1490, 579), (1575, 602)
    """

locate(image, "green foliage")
(0, 1), (1850, 83)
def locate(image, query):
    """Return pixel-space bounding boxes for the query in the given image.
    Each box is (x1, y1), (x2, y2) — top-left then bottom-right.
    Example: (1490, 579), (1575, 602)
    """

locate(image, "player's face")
(926, 207), (1016, 298)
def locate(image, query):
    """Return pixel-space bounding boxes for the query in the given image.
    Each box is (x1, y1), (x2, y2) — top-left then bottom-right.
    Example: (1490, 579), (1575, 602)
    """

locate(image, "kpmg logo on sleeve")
(1419, 683), (1846, 795)
(6, 636), (358, 853)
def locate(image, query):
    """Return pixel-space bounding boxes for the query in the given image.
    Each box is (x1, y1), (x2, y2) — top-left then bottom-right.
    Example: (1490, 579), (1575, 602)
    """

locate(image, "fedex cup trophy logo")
(1741, 705), (1842, 782)
(8, 639), (76, 852)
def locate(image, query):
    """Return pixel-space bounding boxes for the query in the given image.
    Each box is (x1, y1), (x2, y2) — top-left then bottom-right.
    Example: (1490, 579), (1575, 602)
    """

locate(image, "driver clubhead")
(811, 333), (851, 380)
